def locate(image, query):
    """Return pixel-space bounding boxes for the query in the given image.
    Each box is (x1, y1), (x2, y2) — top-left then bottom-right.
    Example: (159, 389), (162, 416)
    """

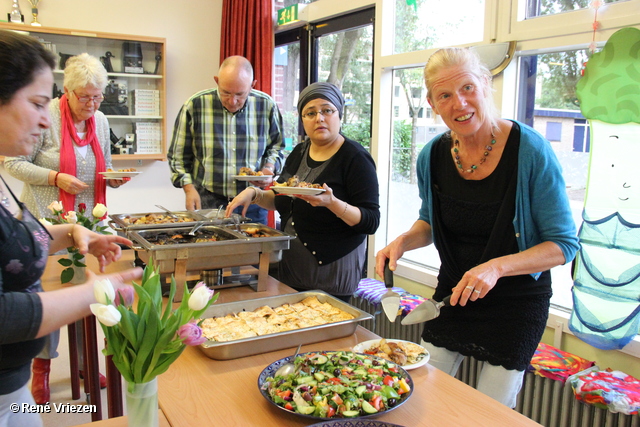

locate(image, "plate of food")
(99, 169), (142, 179)
(233, 175), (272, 181)
(272, 186), (326, 196)
(352, 339), (430, 370)
(258, 350), (413, 420)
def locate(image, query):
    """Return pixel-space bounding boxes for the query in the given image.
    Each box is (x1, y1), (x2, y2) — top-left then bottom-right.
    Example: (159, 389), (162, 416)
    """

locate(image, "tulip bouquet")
(41, 201), (111, 283)
(90, 257), (218, 387)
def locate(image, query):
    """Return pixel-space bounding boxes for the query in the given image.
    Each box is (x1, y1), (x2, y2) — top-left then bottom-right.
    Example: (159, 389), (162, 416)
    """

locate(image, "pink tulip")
(114, 286), (135, 307)
(177, 321), (206, 346)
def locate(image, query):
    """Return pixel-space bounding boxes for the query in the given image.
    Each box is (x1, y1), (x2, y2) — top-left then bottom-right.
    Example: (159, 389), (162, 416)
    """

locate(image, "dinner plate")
(232, 175), (272, 181)
(352, 339), (430, 370)
(258, 351), (413, 421)
(99, 171), (142, 179)
(272, 186), (325, 196)
(306, 421), (406, 427)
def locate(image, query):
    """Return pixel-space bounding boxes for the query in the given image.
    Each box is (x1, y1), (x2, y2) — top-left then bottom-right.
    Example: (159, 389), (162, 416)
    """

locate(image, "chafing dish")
(129, 224), (294, 300)
(109, 211), (250, 234)
(199, 290), (373, 360)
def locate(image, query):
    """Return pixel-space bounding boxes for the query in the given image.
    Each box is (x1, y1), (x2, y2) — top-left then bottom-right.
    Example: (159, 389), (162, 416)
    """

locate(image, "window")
(393, 0), (485, 54)
(525, 0), (627, 19)
(546, 121), (562, 141)
(516, 48), (594, 308)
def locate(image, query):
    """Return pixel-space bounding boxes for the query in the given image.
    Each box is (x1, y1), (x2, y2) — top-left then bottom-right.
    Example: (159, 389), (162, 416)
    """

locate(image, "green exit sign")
(277, 4), (300, 26)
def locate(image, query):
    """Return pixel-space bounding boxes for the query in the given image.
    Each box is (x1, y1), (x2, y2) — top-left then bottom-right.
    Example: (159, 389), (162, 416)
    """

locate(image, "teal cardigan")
(417, 121), (580, 278)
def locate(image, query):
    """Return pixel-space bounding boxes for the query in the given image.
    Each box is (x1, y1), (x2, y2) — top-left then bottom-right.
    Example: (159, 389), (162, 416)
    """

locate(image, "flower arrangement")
(90, 257), (218, 387)
(41, 201), (110, 283)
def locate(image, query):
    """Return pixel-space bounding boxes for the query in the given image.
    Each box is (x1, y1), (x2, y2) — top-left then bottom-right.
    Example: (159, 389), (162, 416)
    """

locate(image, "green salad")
(261, 351), (412, 418)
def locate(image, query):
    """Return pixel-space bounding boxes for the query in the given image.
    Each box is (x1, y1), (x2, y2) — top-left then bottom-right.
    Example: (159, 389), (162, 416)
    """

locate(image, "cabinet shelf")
(0, 22), (167, 161)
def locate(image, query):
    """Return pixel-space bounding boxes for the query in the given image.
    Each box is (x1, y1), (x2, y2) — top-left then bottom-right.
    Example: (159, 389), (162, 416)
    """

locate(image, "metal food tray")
(109, 211), (208, 232)
(198, 290), (374, 360)
(109, 211), (253, 236)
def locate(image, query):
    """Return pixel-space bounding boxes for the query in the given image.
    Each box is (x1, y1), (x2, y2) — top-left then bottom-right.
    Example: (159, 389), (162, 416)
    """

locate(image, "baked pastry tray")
(199, 290), (373, 360)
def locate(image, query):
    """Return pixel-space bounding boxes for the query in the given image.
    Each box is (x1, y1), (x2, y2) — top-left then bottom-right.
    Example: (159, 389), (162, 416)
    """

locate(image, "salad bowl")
(258, 351), (413, 421)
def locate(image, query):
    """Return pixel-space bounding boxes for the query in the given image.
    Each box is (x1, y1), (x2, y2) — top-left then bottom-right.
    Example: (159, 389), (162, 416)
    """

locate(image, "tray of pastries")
(198, 291), (373, 360)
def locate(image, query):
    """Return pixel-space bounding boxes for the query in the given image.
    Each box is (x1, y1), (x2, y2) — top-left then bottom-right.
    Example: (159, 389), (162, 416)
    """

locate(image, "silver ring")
(465, 286), (474, 291)
(474, 289), (481, 294)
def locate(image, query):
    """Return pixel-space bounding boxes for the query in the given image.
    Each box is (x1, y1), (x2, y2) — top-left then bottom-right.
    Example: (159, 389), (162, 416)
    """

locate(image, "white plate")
(232, 175), (272, 181)
(352, 339), (430, 370)
(272, 186), (325, 196)
(99, 171), (142, 179)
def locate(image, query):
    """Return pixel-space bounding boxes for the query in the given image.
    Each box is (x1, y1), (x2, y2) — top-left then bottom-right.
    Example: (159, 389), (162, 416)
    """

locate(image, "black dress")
(422, 124), (551, 371)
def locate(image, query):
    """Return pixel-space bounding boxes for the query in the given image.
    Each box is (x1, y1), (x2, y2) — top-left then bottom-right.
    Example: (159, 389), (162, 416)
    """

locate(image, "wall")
(0, 0), (224, 214)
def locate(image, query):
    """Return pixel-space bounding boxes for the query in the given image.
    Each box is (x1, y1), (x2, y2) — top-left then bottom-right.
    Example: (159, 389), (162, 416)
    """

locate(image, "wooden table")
(74, 410), (170, 427)
(158, 306), (541, 426)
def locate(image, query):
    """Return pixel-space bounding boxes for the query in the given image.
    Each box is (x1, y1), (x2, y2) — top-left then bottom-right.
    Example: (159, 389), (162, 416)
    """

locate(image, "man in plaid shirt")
(168, 56), (284, 224)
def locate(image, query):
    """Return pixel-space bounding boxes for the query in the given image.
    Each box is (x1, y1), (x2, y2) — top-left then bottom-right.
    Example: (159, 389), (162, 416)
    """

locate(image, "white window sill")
(393, 260), (640, 359)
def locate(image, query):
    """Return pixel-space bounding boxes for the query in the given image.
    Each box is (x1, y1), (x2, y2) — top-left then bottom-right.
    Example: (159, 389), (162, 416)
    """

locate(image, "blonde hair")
(63, 53), (108, 92)
(424, 47), (500, 130)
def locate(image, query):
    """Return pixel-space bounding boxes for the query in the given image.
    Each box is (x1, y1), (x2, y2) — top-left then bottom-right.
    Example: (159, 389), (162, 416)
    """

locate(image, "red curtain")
(220, 0), (274, 95)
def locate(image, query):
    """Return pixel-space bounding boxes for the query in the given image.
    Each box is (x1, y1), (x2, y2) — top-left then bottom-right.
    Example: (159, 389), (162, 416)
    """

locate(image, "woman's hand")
(450, 261), (500, 306)
(56, 172), (89, 195)
(107, 177), (131, 188)
(71, 226), (132, 272)
(295, 183), (334, 207)
(225, 188), (256, 218)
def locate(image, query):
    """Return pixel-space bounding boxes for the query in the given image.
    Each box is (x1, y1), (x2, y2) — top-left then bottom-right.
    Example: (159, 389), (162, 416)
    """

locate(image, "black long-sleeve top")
(274, 137), (380, 265)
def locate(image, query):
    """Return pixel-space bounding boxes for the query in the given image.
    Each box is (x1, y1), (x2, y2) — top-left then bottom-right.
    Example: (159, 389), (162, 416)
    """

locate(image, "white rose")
(47, 200), (63, 214)
(65, 211), (78, 224)
(93, 279), (116, 305)
(90, 303), (121, 326)
(39, 218), (52, 226)
(92, 203), (108, 218)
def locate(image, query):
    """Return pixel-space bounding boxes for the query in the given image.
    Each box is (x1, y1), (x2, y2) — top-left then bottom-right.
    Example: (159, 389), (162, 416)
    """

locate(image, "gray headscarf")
(297, 82), (345, 119)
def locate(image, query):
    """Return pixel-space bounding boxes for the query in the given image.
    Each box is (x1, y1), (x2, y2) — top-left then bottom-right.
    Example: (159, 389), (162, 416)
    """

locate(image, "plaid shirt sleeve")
(168, 98), (196, 188)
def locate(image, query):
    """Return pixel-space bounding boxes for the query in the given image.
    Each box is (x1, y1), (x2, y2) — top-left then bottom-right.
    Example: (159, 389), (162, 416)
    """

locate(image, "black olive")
(333, 368), (341, 377)
(388, 398), (397, 407)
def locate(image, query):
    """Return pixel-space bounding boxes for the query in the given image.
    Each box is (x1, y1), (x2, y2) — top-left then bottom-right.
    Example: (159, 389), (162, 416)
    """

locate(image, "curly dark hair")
(0, 29), (56, 105)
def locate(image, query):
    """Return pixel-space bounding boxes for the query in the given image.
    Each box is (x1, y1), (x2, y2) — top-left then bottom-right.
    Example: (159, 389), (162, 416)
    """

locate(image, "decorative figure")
(570, 27), (640, 350)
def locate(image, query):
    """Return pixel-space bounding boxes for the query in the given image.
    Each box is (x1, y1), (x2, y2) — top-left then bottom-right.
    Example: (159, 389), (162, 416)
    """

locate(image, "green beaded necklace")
(452, 132), (496, 173)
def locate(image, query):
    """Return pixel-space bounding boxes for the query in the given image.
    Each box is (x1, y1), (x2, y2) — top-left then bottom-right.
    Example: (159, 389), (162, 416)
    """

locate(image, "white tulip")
(188, 283), (213, 311)
(92, 203), (108, 218)
(90, 303), (121, 326)
(93, 279), (116, 305)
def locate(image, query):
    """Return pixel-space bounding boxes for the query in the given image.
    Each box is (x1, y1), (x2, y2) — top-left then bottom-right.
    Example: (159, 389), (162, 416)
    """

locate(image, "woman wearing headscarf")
(226, 82), (380, 302)
(4, 53), (129, 404)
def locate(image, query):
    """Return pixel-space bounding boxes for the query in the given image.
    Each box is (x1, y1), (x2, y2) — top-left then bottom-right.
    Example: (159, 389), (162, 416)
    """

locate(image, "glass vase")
(69, 254), (87, 284)
(126, 378), (158, 427)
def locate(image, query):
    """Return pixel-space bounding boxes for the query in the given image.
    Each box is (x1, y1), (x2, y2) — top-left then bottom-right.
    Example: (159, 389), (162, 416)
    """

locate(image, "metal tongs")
(155, 204), (179, 219)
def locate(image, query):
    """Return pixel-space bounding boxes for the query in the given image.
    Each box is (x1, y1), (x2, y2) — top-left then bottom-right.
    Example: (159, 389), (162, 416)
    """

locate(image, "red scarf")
(58, 94), (106, 213)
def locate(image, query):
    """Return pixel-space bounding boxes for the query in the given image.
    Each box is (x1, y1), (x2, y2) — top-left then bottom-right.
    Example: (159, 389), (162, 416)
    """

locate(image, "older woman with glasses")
(4, 52), (129, 404)
(226, 82), (380, 302)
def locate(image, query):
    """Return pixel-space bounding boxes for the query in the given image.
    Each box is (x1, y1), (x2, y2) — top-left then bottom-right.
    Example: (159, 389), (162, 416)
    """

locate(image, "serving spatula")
(401, 295), (452, 325)
(380, 259), (401, 323)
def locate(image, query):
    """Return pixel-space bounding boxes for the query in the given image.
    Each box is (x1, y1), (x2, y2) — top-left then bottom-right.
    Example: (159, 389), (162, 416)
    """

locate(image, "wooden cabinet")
(0, 22), (166, 161)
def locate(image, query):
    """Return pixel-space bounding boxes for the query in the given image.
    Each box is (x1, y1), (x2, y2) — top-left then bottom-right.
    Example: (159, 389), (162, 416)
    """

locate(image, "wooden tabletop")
(41, 251), (540, 426)
(158, 299), (541, 426)
(73, 410), (170, 427)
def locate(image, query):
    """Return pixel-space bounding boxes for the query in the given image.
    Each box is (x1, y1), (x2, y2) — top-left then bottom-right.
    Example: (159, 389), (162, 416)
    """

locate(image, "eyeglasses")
(301, 108), (337, 120)
(73, 91), (104, 104)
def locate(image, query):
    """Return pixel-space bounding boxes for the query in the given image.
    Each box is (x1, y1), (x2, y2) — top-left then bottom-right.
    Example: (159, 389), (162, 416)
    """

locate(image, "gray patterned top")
(4, 97), (112, 220)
